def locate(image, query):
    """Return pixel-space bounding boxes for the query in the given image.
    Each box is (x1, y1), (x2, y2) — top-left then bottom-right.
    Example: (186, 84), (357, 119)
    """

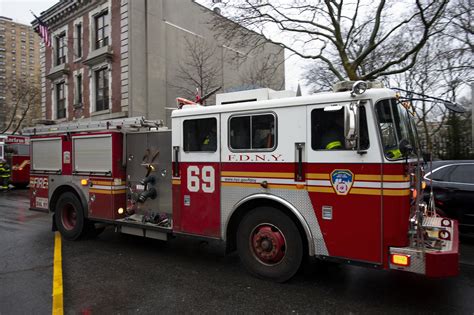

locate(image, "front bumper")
(389, 217), (459, 277)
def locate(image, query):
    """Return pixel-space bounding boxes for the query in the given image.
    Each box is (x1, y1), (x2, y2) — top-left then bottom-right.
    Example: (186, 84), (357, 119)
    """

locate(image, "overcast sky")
(0, 0), (59, 25)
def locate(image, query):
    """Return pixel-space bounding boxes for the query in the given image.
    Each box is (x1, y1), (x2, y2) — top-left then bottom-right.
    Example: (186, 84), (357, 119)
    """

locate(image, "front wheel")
(55, 192), (85, 240)
(237, 207), (303, 282)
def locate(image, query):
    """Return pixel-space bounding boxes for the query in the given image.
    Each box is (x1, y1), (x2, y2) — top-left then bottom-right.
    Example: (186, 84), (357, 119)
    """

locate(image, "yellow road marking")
(52, 232), (63, 315)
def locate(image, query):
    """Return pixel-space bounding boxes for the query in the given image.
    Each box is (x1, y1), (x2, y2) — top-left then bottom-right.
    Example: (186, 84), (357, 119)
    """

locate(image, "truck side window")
(183, 118), (217, 152)
(229, 114), (275, 151)
(311, 106), (369, 150)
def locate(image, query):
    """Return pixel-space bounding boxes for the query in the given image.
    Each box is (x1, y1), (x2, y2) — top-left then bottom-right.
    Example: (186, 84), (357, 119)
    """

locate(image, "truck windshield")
(375, 98), (419, 160)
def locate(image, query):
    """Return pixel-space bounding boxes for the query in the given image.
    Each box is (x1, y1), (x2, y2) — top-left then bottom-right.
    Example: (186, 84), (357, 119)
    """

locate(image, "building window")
(95, 11), (109, 49)
(55, 33), (66, 65)
(95, 68), (109, 111)
(75, 23), (82, 58)
(56, 82), (66, 119)
(75, 74), (82, 105)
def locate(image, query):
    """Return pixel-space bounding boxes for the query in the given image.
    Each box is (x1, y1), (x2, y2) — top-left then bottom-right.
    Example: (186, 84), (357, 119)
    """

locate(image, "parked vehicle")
(424, 160), (474, 235)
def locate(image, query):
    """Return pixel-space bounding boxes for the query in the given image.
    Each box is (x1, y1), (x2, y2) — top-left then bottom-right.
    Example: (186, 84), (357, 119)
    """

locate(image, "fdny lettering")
(30, 177), (49, 189)
(227, 154), (284, 162)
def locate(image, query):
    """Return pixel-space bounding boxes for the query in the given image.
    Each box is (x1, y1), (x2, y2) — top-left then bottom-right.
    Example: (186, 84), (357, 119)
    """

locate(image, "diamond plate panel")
(220, 186), (328, 256)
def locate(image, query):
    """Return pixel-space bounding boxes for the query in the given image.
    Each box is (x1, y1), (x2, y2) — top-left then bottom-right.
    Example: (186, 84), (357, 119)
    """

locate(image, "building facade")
(0, 16), (41, 132)
(33, 0), (285, 127)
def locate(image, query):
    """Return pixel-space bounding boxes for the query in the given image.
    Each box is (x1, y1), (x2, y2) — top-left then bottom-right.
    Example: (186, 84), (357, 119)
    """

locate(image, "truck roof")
(172, 88), (396, 118)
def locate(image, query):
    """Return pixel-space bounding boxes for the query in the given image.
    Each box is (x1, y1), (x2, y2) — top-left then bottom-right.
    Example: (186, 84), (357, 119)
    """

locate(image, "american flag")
(32, 12), (51, 47)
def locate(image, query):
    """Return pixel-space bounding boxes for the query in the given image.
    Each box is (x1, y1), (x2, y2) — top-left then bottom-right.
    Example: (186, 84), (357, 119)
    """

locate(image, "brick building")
(0, 16), (41, 132)
(33, 0), (284, 126)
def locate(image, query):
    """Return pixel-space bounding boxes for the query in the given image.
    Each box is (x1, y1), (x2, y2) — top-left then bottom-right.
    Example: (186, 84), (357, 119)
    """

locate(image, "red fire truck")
(25, 82), (459, 282)
(0, 135), (30, 188)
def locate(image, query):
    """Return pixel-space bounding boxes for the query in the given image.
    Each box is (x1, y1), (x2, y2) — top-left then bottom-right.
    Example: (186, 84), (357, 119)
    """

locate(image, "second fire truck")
(0, 135), (30, 188)
(25, 82), (459, 282)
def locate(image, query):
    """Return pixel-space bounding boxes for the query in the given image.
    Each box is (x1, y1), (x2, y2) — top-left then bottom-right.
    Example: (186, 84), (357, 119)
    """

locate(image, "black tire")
(55, 192), (85, 241)
(237, 207), (303, 282)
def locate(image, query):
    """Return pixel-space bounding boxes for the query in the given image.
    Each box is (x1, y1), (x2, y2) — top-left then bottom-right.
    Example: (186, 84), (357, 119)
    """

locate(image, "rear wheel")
(237, 207), (303, 282)
(55, 192), (85, 240)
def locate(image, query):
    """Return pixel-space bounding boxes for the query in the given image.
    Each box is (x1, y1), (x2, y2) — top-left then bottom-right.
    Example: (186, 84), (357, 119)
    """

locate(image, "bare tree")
(171, 36), (222, 104)
(207, 0), (449, 82)
(1, 79), (40, 134)
(238, 54), (285, 90)
(443, 0), (473, 54)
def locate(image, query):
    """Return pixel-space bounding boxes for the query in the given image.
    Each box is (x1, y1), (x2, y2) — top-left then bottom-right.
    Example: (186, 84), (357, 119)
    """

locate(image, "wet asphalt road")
(1, 190), (474, 314)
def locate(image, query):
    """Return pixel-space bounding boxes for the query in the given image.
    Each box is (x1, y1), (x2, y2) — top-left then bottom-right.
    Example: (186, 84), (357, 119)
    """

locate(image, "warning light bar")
(391, 254), (411, 267)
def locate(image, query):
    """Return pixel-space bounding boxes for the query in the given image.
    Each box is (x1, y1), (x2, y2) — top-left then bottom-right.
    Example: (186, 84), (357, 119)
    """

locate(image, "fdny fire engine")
(0, 135), (31, 188)
(25, 82), (459, 282)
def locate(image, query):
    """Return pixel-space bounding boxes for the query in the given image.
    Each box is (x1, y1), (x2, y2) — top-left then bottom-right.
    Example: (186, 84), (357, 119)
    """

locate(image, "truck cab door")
(174, 115), (221, 238)
(306, 102), (384, 264)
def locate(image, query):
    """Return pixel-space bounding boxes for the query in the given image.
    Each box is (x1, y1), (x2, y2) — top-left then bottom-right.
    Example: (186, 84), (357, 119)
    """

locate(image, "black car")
(424, 160), (474, 235)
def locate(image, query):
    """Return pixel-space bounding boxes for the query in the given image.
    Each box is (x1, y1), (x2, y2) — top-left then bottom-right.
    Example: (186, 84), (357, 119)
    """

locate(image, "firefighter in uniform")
(0, 159), (10, 190)
(387, 148), (402, 159)
(320, 128), (344, 150)
(201, 125), (217, 151)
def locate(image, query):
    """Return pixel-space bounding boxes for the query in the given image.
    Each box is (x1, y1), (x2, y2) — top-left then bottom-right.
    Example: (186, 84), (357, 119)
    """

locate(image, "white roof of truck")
(172, 88), (396, 118)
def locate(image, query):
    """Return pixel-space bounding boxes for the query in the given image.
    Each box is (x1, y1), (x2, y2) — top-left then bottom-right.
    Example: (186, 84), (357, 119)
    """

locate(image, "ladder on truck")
(22, 117), (165, 135)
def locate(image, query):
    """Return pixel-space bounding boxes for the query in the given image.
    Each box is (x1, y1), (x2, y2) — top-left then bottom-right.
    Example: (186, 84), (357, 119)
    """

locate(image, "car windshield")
(375, 98), (420, 160)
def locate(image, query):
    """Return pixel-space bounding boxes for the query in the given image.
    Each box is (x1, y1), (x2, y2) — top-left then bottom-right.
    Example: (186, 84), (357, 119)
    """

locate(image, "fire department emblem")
(330, 170), (354, 195)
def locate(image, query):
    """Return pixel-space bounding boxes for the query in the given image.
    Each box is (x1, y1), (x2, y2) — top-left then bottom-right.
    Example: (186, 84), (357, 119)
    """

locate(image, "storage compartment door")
(31, 138), (62, 172)
(73, 134), (112, 174)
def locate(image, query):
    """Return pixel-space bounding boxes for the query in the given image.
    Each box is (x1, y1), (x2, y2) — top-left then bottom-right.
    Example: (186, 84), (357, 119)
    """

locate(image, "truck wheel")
(55, 192), (85, 241)
(237, 207), (303, 282)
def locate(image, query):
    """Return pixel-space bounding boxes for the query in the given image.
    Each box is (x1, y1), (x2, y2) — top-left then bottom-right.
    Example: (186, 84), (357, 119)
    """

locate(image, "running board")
(114, 219), (172, 241)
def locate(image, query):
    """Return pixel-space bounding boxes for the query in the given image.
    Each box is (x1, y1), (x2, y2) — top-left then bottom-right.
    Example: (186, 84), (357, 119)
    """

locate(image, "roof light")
(351, 81), (367, 97)
(391, 254), (410, 267)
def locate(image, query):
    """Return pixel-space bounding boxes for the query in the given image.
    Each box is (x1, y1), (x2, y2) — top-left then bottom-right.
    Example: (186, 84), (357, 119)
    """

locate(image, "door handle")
(295, 143), (305, 181)
(173, 146), (180, 177)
